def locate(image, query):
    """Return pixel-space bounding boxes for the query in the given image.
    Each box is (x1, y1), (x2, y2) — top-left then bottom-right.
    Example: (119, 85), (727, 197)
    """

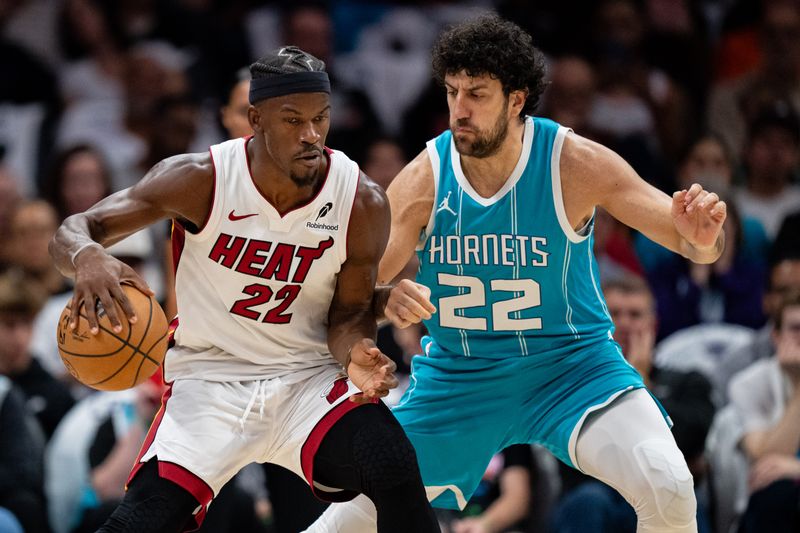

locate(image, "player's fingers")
(406, 282), (436, 314)
(398, 292), (433, 320)
(358, 337), (377, 351)
(369, 386), (390, 399)
(382, 373), (399, 390)
(349, 393), (373, 404)
(69, 293), (83, 330)
(698, 192), (719, 209)
(83, 293), (100, 334)
(396, 304), (424, 324)
(97, 289), (123, 333)
(710, 200), (727, 219)
(685, 190), (708, 213)
(383, 357), (397, 372)
(684, 183), (703, 204)
(123, 275), (155, 297)
(671, 190), (687, 216)
(385, 309), (412, 329)
(110, 284), (138, 324)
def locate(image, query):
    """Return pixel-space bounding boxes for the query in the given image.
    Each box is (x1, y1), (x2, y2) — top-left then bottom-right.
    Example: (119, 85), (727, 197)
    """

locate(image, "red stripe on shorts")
(126, 381), (173, 488)
(300, 394), (377, 502)
(125, 382), (214, 532)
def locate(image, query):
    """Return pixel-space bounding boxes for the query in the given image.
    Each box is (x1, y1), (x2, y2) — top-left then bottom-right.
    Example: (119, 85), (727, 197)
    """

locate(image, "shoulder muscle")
(378, 149), (435, 283)
(348, 172), (391, 262)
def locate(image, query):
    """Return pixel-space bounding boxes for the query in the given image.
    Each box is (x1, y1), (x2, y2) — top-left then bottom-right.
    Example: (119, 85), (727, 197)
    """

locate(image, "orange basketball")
(56, 285), (169, 391)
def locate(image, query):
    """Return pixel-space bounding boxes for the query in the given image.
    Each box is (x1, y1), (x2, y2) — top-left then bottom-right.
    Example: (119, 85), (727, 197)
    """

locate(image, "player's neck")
(459, 119), (525, 198)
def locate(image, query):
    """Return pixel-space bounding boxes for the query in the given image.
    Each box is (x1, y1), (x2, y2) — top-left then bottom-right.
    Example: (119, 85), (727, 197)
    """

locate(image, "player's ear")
(509, 89), (526, 116)
(248, 105), (262, 133)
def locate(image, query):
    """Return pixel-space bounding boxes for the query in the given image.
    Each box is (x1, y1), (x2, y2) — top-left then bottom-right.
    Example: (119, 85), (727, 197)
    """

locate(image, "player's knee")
(629, 439), (696, 528)
(352, 419), (420, 494)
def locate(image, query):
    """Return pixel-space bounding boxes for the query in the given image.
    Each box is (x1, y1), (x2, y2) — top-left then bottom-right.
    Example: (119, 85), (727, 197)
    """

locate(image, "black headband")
(249, 71), (331, 104)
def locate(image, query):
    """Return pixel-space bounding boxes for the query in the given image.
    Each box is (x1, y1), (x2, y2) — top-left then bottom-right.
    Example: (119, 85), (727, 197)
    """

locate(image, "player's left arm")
(561, 133), (726, 264)
(328, 172), (398, 400)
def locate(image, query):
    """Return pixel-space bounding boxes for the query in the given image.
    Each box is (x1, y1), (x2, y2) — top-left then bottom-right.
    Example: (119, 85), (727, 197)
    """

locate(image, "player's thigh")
(575, 388), (696, 528)
(391, 388), (508, 510)
(266, 366), (365, 499)
(136, 379), (272, 496)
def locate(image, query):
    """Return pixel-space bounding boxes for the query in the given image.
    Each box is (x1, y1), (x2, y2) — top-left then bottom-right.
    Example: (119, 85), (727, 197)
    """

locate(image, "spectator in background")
(635, 134), (770, 274)
(219, 67), (251, 140)
(42, 144), (113, 222)
(57, 41), (192, 190)
(736, 100), (800, 241)
(0, 0), (59, 106)
(5, 200), (68, 295)
(0, 375), (49, 533)
(71, 378), (166, 532)
(593, 207), (644, 282)
(361, 136), (406, 191)
(0, 148), (22, 269)
(448, 444), (534, 533)
(539, 56), (598, 139)
(551, 277), (715, 533)
(708, 1), (800, 161)
(648, 186), (766, 339)
(587, 0), (692, 165)
(400, 79), (450, 160)
(715, 253), (800, 402)
(57, 0), (128, 107)
(774, 209), (800, 259)
(0, 270), (74, 440)
(139, 94), (199, 171)
(729, 290), (800, 533)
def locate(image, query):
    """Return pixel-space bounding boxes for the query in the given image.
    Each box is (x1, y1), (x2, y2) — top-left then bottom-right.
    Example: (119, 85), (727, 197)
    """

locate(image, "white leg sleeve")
(575, 388), (698, 533)
(302, 494), (377, 533)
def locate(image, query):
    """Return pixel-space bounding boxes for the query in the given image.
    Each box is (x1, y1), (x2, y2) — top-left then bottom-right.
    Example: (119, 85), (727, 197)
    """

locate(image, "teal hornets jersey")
(416, 117), (613, 359)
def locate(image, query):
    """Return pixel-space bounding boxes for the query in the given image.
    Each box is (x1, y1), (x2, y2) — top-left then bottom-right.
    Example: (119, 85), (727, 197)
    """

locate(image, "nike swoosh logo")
(228, 210), (258, 221)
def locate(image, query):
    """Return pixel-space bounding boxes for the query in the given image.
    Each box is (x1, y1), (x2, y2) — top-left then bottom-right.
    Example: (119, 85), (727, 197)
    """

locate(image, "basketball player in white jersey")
(49, 47), (439, 533)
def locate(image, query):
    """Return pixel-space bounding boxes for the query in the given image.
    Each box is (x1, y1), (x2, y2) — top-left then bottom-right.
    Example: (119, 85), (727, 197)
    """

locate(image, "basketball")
(56, 284), (169, 391)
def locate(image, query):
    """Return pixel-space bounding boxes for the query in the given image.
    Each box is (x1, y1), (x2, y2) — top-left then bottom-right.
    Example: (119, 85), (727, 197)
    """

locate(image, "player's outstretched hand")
(671, 183), (727, 251)
(71, 244), (154, 335)
(347, 338), (399, 404)
(385, 279), (436, 329)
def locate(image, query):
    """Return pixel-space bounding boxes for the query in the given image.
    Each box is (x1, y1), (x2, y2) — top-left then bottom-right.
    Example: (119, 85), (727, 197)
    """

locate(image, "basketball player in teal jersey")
(306, 15), (726, 533)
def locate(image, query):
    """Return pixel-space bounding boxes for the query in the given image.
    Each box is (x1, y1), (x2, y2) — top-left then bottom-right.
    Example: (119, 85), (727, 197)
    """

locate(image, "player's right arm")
(49, 153), (214, 334)
(373, 149), (437, 328)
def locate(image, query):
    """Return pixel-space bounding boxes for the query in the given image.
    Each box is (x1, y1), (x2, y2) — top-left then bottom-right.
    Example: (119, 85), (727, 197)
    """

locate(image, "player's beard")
(452, 110), (509, 158)
(289, 168), (321, 188)
(289, 148), (325, 187)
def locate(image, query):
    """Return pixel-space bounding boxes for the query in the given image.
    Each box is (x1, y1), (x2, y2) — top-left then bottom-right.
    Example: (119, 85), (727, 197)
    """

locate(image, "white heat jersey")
(165, 137), (360, 382)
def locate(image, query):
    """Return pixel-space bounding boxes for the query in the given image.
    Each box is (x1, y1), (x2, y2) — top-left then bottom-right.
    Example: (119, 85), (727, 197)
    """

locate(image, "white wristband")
(70, 242), (102, 267)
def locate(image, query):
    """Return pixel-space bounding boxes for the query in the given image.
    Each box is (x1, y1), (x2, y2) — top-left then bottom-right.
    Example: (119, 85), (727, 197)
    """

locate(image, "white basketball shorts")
(126, 363), (370, 528)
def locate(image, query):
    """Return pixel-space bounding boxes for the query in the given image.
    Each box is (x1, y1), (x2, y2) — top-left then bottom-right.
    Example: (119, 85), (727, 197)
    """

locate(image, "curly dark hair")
(432, 14), (547, 119)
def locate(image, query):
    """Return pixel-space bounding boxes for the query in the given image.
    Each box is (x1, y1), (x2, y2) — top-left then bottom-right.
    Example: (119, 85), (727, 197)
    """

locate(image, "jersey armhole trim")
(417, 140), (440, 251)
(342, 164), (361, 263)
(551, 127), (591, 244)
(186, 145), (223, 241)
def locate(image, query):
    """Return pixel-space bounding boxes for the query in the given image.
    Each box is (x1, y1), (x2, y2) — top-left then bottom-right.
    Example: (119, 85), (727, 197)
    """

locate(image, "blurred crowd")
(2, 0), (800, 532)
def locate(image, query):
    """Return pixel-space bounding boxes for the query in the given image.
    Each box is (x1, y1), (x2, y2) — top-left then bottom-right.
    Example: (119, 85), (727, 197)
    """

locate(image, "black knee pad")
(98, 460), (200, 533)
(352, 416), (419, 494)
(110, 496), (188, 532)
